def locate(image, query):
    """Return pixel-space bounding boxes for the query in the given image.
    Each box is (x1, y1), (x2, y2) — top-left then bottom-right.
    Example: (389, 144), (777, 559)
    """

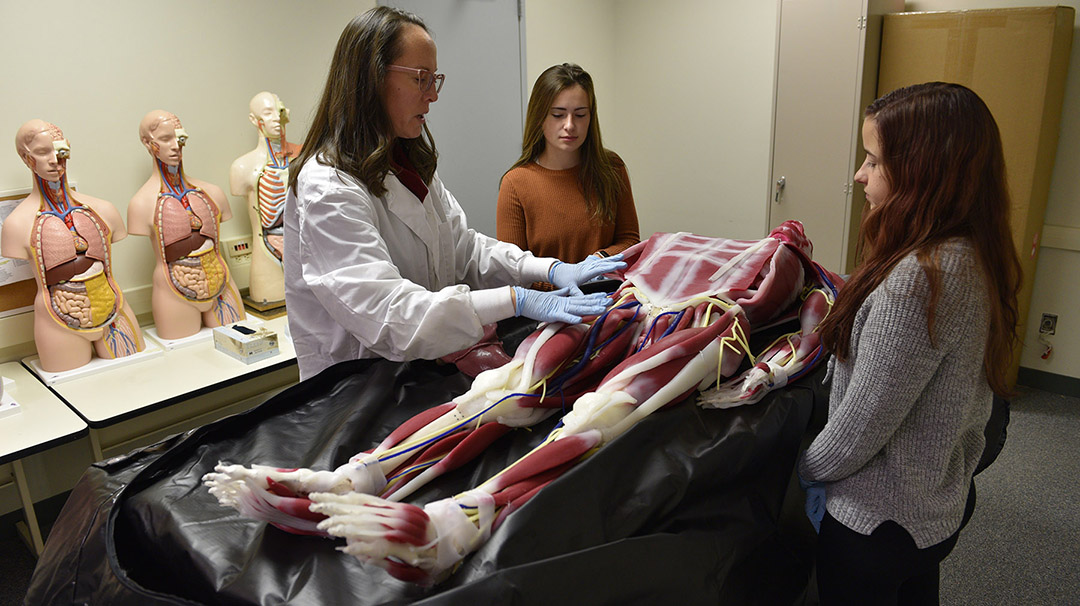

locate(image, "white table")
(0, 361), (88, 556)
(25, 315), (297, 460)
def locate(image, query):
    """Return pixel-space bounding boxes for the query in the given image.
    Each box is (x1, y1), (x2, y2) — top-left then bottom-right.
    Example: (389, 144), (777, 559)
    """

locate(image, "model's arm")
(229, 154), (257, 197)
(0, 203), (32, 260)
(798, 256), (972, 483)
(295, 174), (520, 361)
(598, 163), (640, 257)
(495, 171), (529, 252)
(126, 186), (154, 237)
(192, 179), (233, 223)
(80, 195), (128, 241)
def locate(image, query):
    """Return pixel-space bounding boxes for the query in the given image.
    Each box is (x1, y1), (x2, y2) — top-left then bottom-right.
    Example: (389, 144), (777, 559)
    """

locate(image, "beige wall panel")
(0, 1), (374, 357)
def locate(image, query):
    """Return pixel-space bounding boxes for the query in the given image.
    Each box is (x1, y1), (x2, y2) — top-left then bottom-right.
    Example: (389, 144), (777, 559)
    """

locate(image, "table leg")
(12, 458), (45, 556)
(89, 428), (104, 461)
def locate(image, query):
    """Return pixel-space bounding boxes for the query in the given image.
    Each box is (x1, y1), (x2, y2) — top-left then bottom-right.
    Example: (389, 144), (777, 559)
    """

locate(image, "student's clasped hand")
(513, 286), (611, 324)
(548, 254), (626, 296)
(799, 474), (826, 533)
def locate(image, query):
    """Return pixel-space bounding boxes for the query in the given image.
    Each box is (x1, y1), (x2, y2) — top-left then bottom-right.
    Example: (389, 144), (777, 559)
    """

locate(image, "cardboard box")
(213, 324), (279, 364)
(878, 7), (1074, 387)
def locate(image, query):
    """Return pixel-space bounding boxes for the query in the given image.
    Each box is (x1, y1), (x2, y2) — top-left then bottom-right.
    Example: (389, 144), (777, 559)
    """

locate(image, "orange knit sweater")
(496, 161), (640, 264)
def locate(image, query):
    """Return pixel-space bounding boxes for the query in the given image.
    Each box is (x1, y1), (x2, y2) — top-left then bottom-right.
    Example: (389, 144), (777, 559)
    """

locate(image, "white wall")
(527, 0), (778, 241)
(529, 0), (1080, 386)
(907, 0), (1080, 383)
(0, 0), (374, 357)
(2, 0), (1076, 378)
(524, 0), (618, 124)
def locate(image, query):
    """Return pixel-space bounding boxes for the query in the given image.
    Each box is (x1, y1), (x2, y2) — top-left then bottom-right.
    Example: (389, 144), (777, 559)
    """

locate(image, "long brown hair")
(288, 6), (437, 197)
(504, 63), (624, 222)
(819, 82), (1021, 396)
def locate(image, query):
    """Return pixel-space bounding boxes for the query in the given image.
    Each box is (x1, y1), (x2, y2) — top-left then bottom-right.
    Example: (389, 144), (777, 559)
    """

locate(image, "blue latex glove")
(548, 254), (627, 296)
(799, 475), (826, 533)
(513, 286), (611, 324)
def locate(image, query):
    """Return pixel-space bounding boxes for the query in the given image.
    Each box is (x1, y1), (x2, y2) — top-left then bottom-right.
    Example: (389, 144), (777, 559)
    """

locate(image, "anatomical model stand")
(129, 110), (245, 340)
(1, 120), (144, 372)
(229, 92), (300, 306)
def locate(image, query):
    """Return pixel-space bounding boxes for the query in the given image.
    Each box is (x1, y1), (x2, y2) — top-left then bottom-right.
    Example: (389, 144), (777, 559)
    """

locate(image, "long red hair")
(819, 82), (1021, 396)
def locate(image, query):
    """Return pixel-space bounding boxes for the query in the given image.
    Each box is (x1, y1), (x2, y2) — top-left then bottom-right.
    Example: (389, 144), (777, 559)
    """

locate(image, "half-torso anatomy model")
(129, 110), (245, 340)
(1, 120), (145, 372)
(229, 92), (301, 305)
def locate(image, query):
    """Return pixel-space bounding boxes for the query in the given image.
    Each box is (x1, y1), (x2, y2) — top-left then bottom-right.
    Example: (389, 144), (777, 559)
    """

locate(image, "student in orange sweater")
(497, 63), (640, 269)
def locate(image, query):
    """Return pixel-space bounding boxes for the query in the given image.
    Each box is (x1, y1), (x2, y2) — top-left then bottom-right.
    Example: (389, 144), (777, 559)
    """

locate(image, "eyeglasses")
(387, 65), (445, 94)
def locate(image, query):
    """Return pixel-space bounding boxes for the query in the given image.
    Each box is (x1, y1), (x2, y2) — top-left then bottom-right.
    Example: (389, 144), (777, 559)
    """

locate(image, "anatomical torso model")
(1, 120), (145, 372)
(128, 110), (245, 340)
(229, 92), (300, 305)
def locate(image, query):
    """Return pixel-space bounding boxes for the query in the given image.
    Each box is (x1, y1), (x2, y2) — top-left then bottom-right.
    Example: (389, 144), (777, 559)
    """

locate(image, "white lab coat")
(284, 158), (553, 380)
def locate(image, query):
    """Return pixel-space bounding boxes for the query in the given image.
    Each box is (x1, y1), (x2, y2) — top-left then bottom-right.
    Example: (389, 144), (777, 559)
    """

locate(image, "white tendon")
(701, 362), (789, 409)
(203, 466), (323, 534)
(202, 459), (385, 529)
(558, 391), (637, 442)
(310, 489), (496, 579)
(425, 489), (496, 576)
(447, 323), (565, 428)
(312, 492), (437, 569)
(336, 453), (388, 495)
(204, 463), (353, 497)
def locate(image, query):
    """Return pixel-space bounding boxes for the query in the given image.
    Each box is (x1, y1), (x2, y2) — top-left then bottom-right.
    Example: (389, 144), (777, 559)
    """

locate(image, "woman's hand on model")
(548, 254), (626, 296)
(512, 286), (611, 324)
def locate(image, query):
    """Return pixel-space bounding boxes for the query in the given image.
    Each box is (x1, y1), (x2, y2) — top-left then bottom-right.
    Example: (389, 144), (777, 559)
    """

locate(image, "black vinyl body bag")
(27, 326), (826, 605)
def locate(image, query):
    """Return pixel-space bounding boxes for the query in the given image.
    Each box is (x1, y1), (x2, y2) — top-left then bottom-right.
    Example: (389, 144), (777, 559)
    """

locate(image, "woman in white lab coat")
(284, 7), (620, 380)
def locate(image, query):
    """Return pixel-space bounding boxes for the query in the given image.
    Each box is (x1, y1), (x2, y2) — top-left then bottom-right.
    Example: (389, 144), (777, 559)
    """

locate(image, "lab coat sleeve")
(296, 178), (507, 361)
(434, 175), (554, 288)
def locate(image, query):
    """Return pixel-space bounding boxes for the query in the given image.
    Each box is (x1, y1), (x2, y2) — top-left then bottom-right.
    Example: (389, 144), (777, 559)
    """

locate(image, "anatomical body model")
(205, 221), (841, 584)
(229, 92), (301, 304)
(129, 110), (245, 340)
(1, 120), (144, 372)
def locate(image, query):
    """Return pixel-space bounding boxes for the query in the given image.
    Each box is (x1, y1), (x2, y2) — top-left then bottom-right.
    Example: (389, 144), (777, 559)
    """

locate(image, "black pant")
(815, 483), (976, 605)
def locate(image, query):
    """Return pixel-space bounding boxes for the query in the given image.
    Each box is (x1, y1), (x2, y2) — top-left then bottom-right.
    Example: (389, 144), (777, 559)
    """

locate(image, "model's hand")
(548, 254), (626, 296)
(512, 286), (611, 324)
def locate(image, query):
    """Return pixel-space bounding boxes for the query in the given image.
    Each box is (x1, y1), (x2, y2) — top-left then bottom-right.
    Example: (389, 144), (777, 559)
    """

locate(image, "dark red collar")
(391, 142), (429, 202)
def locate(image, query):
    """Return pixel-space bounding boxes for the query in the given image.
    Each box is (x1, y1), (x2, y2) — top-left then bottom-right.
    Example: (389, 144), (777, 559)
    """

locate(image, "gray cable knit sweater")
(798, 239), (993, 548)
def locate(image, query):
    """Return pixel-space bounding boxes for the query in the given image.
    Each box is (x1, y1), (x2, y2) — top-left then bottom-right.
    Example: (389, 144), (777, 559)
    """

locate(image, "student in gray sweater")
(798, 82), (1021, 605)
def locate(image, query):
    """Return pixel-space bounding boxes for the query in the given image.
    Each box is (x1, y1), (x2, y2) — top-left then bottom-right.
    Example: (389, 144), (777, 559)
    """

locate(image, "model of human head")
(16, 119), (69, 182)
(139, 110), (187, 167)
(249, 91), (289, 139)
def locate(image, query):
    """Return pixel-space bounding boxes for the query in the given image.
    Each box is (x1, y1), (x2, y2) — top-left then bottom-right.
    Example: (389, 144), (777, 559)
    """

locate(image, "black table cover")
(27, 337), (826, 605)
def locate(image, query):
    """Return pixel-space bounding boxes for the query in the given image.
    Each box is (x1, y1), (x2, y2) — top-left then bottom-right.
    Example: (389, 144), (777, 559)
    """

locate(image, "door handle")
(774, 176), (786, 203)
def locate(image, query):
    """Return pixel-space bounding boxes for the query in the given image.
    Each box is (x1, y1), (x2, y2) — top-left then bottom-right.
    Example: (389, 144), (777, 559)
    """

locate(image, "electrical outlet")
(1039, 313), (1057, 335)
(221, 236), (253, 266)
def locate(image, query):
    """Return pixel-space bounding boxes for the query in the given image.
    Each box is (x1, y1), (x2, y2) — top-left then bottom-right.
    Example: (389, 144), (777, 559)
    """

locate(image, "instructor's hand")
(548, 254), (626, 296)
(512, 286), (611, 325)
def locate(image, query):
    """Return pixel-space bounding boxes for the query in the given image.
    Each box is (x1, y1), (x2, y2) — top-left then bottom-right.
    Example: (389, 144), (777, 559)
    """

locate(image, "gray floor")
(940, 386), (1080, 605)
(1, 386), (1077, 605)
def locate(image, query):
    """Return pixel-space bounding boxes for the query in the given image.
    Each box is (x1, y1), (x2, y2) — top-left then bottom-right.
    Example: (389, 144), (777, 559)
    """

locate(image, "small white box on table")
(212, 324), (279, 364)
